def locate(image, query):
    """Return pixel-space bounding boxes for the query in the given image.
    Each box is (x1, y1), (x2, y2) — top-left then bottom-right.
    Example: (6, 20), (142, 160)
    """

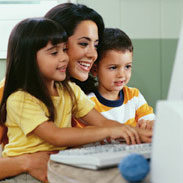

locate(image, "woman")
(0, 3), (152, 182)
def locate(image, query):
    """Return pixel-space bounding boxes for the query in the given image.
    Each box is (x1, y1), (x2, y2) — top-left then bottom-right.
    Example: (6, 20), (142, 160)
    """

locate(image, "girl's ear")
(91, 63), (98, 77)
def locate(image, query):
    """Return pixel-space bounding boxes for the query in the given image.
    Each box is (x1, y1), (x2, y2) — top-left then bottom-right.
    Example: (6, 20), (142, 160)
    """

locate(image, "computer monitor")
(168, 20), (183, 100)
(151, 20), (183, 183)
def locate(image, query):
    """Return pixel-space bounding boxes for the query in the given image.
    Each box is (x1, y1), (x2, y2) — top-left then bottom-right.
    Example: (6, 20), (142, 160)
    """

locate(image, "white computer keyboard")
(50, 143), (151, 170)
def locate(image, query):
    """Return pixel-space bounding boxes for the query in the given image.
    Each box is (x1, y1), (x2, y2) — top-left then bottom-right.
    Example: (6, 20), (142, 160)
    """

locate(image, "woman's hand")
(24, 151), (56, 183)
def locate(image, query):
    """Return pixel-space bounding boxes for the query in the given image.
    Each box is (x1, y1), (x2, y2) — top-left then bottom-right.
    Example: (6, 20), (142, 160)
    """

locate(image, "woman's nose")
(86, 46), (97, 61)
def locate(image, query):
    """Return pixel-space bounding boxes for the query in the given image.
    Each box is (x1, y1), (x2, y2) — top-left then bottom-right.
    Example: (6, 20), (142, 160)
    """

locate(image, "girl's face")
(96, 50), (132, 100)
(37, 41), (69, 87)
(67, 20), (98, 81)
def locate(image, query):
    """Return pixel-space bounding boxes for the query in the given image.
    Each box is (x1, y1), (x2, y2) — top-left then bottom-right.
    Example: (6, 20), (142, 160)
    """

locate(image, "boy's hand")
(135, 127), (153, 143)
(137, 119), (154, 130)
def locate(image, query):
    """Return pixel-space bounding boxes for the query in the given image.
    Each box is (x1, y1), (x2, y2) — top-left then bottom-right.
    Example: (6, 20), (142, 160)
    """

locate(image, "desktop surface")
(48, 160), (150, 183)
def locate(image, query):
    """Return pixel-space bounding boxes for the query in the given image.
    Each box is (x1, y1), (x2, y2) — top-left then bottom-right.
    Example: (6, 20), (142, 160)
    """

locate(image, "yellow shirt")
(3, 82), (94, 157)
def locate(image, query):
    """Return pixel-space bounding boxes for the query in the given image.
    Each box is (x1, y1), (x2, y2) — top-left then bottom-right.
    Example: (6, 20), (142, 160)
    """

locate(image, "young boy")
(86, 28), (155, 129)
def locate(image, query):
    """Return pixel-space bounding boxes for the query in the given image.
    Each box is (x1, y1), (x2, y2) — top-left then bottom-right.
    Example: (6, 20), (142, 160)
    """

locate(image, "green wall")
(128, 39), (177, 109)
(0, 59), (5, 80)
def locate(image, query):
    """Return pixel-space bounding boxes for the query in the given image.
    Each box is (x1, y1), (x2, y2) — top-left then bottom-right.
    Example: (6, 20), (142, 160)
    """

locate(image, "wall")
(78, 0), (182, 109)
(0, 0), (182, 110)
(0, 59), (5, 80)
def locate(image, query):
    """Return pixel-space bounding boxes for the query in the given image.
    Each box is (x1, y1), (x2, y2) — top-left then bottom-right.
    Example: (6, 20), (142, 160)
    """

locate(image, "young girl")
(84, 28), (155, 129)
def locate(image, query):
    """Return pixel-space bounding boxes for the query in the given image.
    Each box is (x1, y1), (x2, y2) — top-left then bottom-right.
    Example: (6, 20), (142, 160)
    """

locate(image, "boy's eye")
(109, 66), (117, 70)
(125, 65), (132, 69)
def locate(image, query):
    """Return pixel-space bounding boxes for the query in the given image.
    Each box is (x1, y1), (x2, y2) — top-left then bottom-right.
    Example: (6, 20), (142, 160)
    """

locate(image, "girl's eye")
(79, 42), (88, 47)
(63, 46), (68, 52)
(51, 51), (58, 55)
(63, 48), (68, 52)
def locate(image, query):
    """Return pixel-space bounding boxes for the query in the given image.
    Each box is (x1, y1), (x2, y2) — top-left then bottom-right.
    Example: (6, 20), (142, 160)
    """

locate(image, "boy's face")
(96, 50), (132, 98)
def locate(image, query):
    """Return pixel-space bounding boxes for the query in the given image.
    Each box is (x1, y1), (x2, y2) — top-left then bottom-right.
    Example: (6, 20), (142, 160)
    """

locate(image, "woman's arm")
(0, 152), (50, 182)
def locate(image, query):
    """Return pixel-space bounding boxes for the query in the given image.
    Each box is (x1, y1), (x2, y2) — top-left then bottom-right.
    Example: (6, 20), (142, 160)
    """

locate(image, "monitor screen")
(167, 20), (183, 100)
(151, 20), (183, 183)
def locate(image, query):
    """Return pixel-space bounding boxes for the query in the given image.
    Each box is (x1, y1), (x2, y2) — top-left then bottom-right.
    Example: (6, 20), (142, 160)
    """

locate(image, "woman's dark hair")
(45, 3), (105, 93)
(84, 28), (134, 94)
(45, 3), (104, 48)
(0, 17), (68, 123)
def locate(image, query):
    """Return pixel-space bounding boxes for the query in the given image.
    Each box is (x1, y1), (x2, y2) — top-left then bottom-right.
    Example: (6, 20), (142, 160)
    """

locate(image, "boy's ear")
(91, 63), (98, 77)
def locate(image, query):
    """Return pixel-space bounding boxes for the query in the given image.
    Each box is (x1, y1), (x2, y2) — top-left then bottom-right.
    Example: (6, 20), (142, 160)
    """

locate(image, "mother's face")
(67, 20), (98, 81)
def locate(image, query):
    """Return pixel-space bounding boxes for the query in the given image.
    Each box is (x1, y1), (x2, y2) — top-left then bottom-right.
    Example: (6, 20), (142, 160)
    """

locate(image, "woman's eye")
(95, 44), (99, 49)
(79, 42), (88, 47)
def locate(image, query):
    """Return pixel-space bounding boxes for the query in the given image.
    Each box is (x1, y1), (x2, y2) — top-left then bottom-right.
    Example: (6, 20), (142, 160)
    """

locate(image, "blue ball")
(118, 153), (150, 182)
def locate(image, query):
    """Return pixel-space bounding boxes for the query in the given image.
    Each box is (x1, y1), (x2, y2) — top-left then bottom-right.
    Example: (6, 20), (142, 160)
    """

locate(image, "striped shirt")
(88, 86), (155, 127)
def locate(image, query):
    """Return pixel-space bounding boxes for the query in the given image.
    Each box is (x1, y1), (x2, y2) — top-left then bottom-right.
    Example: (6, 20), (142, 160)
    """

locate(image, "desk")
(47, 160), (150, 183)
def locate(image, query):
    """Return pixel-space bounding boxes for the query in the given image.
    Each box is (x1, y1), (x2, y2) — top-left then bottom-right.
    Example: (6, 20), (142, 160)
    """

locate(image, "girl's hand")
(109, 125), (141, 145)
(137, 119), (154, 130)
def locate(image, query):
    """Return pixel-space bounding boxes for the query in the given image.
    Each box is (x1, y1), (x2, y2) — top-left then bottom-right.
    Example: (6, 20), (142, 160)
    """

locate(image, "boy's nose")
(117, 69), (124, 77)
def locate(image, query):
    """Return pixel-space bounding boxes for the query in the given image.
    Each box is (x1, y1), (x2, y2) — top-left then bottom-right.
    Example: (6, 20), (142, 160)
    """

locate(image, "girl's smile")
(37, 41), (69, 88)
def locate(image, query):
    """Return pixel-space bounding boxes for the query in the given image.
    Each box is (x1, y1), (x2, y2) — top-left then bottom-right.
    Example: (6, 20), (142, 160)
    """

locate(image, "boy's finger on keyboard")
(141, 135), (152, 143)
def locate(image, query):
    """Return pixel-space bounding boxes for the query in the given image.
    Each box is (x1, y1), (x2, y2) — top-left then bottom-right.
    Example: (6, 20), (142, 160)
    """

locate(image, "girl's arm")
(81, 108), (153, 143)
(80, 108), (124, 127)
(0, 152), (50, 182)
(33, 120), (141, 146)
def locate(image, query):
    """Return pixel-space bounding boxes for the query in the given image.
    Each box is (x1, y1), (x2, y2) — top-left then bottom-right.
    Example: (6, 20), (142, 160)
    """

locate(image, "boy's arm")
(137, 119), (154, 130)
(0, 152), (50, 182)
(135, 127), (153, 143)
